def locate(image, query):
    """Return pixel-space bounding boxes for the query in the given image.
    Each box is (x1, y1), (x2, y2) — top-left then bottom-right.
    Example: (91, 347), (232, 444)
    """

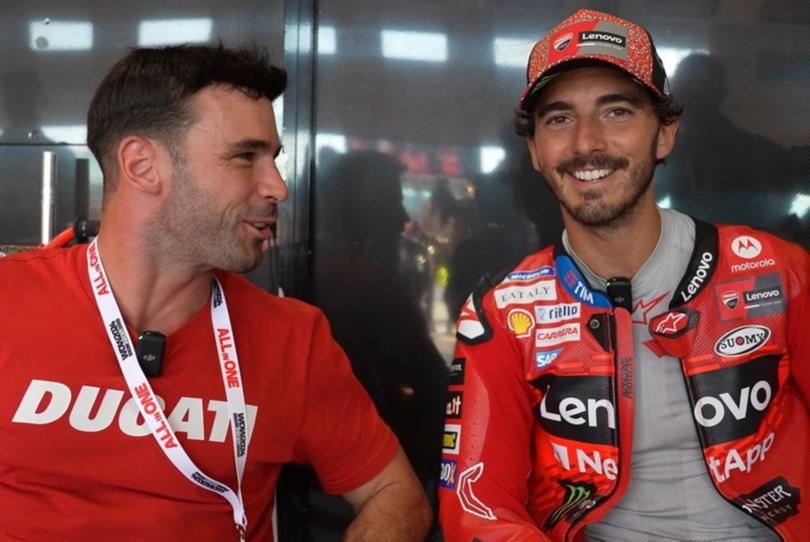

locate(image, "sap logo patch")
(732, 235), (762, 259)
(714, 273), (785, 321)
(443, 423), (461, 455)
(448, 358), (465, 386)
(494, 281), (556, 308)
(439, 459), (458, 490)
(445, 391), (463, 419)
(535, 323), (580, 348)
(507, 308), (534, 338)
(737, 477), (801, 527)
(505, 266), (555, 282)
(536, 348), (562, 369)
(714, 325), (771, 358)
(535, 303), (580, 324)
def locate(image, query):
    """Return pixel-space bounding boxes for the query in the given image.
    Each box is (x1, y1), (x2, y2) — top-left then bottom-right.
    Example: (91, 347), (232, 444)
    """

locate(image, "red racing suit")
(438, 221), (810, 541)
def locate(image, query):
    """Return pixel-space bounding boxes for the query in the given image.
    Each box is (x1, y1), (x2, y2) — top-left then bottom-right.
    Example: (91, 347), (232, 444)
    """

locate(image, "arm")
(786, 243), (810, 402)
(342, 448), (432, 542)
(438, 295), (552, 541)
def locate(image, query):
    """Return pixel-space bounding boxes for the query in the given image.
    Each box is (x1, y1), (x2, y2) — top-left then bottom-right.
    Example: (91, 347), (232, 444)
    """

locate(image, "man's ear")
(655, 119), (679, 161)
(526, 136), (543, 172)
(116, 136), (168, 196)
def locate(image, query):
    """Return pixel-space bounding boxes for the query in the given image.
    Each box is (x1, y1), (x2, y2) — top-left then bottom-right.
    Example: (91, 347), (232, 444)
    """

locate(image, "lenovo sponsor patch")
(687, 354), (780, 445)
(530, 374), (616, 446)
(714, 273), (785, 321)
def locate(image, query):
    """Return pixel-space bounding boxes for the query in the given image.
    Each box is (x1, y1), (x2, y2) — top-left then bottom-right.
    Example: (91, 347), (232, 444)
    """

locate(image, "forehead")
(186, 85), (279, 145)
(533, 66), (651, 109)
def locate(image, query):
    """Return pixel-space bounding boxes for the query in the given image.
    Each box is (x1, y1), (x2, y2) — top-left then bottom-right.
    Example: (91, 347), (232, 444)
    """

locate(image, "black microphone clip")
(605, 277), (633, 312)
(136, 330), (166, 377)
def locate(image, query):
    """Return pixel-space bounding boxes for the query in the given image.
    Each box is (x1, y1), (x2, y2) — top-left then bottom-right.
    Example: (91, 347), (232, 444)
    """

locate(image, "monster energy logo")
(543, 480), (597, 532)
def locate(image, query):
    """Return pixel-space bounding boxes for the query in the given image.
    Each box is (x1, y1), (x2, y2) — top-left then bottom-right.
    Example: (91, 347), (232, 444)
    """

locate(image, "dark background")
(1, 0), (808, 540)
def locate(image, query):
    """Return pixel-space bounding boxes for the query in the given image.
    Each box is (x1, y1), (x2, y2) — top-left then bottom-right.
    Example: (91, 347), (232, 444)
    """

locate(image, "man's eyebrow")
(596, 92), (645, 107)
(225, 139), (283, 158)
(535, 92), (647, 117)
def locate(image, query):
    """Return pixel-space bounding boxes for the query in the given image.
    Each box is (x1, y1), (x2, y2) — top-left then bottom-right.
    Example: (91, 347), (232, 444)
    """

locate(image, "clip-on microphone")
(136, 331), (166, 377)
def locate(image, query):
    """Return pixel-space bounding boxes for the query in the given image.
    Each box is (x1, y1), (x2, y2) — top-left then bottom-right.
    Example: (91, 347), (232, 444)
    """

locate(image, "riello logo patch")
(714, 325), (771, 357)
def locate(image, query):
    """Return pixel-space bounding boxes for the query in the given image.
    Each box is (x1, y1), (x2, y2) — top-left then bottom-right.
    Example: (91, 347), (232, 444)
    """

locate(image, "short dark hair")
(513, 87), (683, 137)
(87, 44), (286, 194)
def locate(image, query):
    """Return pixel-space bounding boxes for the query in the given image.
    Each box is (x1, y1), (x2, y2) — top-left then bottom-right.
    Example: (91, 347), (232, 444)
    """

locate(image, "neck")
(95, 225), (213, 335)
(564, 194), (661, 280)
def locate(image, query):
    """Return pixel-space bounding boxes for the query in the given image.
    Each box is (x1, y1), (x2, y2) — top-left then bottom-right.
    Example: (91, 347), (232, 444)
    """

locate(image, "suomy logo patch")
(714, 325), (770, 357)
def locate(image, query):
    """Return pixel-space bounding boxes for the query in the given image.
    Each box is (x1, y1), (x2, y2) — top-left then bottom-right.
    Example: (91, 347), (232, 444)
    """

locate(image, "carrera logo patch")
(714, 325), (771, 357)
(536, 323), (580, 348)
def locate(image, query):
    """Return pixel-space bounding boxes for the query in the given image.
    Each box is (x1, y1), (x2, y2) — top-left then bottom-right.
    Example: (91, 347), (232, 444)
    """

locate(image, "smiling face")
(155, 85), (288, 273)
(526, 66), (678, 230)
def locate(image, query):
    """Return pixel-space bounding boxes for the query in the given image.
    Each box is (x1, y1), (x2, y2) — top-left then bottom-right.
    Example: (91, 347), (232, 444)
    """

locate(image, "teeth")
(573, 169), (612, 182)
(252, 223), (266, 229)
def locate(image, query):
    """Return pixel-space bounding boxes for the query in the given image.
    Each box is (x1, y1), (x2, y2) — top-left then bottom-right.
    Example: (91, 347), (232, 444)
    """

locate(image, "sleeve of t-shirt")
(293, 310), (399, 495)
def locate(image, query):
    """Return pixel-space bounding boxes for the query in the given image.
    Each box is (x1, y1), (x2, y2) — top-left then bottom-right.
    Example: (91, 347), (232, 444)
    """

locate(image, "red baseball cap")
(518, 9), (670, 113)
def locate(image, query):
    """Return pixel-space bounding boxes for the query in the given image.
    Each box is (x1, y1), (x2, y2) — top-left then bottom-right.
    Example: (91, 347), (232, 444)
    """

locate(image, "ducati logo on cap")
(722, 291), (739, 310)
(553, 33), (573, 52)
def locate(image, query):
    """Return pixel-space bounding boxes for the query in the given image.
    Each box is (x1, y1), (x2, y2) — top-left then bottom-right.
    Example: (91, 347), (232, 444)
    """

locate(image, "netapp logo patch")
(687, 355), (780, 445)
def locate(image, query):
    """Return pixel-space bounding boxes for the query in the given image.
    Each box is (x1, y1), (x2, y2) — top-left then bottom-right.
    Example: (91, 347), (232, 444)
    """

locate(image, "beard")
(543, 136), (658, 232)
(151, 161), (266, 274)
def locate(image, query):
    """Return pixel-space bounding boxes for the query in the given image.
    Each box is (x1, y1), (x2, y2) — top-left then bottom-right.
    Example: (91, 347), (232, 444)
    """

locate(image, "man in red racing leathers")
(438, 9), (810, 542)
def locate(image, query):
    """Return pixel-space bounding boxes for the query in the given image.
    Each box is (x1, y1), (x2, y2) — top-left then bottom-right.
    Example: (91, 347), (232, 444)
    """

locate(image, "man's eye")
(235, 152), (255, 161)
(607, 108), (631, 118)
(545, 115), (569, 126)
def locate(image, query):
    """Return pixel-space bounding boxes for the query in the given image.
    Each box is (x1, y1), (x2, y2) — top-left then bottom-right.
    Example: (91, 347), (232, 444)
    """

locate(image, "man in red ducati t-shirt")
(0, 45), (431, 540)
(439, 9), (809, 542)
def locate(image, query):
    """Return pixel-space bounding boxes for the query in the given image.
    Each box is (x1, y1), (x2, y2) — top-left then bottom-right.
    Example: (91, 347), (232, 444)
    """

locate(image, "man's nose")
(572, 116), (607, 156)
(257, 160), (289, 203)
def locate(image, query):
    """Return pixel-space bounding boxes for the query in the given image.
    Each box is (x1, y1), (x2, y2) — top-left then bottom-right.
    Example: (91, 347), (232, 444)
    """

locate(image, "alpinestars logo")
(543, 479), (597, 532)
(732, 236), (762, 259)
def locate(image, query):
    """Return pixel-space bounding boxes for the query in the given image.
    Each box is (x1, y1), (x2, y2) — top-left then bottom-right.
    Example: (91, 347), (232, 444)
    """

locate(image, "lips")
(572, 168), (613, 182)
(556, 154), (629, 184)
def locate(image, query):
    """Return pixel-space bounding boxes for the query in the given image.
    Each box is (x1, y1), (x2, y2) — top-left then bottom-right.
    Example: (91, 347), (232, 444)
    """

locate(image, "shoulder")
(217, 272), (327, 330)
(456, 246), (557, 344)
(0, 245), (83, 292)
